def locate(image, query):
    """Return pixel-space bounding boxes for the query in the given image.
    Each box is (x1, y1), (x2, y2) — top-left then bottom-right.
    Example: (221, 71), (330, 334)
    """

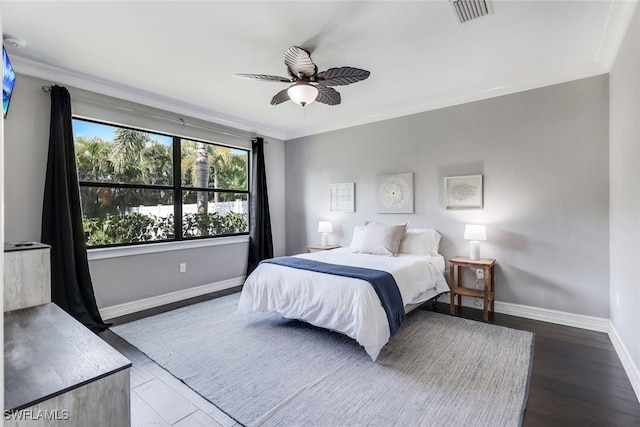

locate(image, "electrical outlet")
(475, 268), (484, 280)
(180, 263), (187, 273)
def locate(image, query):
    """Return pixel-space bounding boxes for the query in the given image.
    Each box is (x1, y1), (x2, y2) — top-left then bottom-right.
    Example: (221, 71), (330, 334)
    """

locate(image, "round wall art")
(376, 172), (414, 213)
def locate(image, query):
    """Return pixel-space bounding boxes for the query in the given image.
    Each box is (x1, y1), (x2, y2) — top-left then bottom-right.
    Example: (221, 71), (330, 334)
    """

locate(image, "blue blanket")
(261, 256), (406, 336)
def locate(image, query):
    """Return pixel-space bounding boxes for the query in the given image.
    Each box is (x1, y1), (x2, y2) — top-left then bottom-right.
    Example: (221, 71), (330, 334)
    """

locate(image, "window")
(73, 118), (249, 247)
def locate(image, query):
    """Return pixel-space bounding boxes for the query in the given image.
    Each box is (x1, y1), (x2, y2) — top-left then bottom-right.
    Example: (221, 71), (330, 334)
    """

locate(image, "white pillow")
(349, 226), (367, 251)
(357, 222), (407, 256)
(398, 228), (441, 255)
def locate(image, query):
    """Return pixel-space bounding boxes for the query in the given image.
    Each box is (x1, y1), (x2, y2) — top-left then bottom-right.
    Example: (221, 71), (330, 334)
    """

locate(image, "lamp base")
(321, 233), (329, 247)
(469, 240), (480, 260)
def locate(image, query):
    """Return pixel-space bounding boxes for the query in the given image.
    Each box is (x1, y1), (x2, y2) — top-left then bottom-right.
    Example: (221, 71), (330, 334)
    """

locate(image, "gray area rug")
(113, 293), (534, 426)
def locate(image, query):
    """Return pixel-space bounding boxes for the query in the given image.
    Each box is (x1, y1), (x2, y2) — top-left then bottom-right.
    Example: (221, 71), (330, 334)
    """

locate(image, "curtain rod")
(41, 85), (266, 143)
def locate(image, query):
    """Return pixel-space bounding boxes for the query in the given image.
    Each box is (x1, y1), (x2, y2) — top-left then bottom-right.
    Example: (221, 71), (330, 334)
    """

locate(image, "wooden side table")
(306, 245), (341, 253)
(449, 256), (496, 321)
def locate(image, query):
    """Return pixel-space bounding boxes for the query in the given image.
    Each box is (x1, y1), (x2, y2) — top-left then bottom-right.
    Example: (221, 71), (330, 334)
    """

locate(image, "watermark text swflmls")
(4, 409), (70, 421)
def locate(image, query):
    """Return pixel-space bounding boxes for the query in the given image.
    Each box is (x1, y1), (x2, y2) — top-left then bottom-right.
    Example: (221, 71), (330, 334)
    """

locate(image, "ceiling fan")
(234, 46), (370, 107)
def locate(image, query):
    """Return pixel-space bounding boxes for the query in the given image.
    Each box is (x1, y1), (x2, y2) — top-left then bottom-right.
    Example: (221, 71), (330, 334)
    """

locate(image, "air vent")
(450, 0), (492, 24)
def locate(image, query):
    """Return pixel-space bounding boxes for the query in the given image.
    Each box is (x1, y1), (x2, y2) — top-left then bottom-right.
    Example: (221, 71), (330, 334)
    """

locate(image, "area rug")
(112, 293), (534, 426)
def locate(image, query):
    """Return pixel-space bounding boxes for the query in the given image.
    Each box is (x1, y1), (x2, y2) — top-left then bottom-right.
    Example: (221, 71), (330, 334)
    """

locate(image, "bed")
(237, 224), (449, 361)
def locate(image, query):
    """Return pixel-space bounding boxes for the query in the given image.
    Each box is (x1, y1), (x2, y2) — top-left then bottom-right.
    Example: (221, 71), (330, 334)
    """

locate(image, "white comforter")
(237, 248), (449, 360)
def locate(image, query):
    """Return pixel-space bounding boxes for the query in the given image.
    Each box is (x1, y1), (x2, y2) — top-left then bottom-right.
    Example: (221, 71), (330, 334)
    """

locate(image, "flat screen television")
(3, 46), (16, 118)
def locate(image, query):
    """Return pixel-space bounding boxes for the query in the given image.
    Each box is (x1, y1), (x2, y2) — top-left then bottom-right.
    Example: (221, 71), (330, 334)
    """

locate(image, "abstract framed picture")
(445, 174), (483, 209)
(330, 182), (355, 212)
(377, 172), (414, 213)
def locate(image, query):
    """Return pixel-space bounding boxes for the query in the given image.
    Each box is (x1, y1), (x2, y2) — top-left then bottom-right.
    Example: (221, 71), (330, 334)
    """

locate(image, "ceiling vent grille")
(450, 0), (492, 23)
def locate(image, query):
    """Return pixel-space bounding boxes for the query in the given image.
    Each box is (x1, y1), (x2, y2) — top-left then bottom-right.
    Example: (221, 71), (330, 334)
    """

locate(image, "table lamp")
(464, 224), (486, 260)
(318, 221), (333, 247)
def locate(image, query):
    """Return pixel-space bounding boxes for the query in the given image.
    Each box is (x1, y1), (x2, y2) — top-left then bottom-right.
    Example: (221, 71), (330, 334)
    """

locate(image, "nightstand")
(306, 245), (341, 253)
(449, 256), (496, 322)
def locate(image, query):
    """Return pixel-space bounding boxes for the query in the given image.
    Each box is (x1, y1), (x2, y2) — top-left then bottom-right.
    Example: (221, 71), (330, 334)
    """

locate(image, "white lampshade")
(287, 82), (318, 106)
(318, 221), (333, 247)
(463, 224), (486, 260)
(318, 221), (333, 233)
(464, 224), (487, 241)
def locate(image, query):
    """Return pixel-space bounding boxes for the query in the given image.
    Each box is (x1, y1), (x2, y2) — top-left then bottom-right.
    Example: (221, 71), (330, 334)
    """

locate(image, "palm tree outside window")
(72, 118), (249, 247)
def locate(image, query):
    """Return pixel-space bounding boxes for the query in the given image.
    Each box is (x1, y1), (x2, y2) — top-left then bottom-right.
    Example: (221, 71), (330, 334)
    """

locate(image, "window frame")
(73, 117), (251, 249)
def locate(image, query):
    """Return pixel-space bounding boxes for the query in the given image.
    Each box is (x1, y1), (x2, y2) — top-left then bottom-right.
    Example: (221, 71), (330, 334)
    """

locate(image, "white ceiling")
(1, 1), (632, 140)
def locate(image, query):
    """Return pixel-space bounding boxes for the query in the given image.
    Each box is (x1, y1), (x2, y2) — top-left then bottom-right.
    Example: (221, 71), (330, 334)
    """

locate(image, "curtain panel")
(246, 137), (274, 275)
(41, 85), (110, 333)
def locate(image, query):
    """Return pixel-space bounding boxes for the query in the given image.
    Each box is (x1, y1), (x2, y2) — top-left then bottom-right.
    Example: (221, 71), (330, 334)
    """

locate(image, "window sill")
(87, 235), (250, 261)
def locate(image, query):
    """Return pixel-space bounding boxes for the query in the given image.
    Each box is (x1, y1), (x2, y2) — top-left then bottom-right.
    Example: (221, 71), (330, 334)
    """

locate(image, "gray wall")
(3, 73), (612, 318)
(609, 4), (640, 389)
(286, 75), (610, 318)
(4, 74), (286, 309)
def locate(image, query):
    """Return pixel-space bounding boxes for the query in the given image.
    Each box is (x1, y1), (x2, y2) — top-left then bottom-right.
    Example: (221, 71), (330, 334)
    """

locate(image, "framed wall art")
(445, 174), (483, 209)
(376, 172), (414, 213)
(330, 182), (355, 212)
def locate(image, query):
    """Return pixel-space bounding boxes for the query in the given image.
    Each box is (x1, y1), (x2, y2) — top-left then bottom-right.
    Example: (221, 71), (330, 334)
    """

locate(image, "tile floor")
(100, 330), (240, 427)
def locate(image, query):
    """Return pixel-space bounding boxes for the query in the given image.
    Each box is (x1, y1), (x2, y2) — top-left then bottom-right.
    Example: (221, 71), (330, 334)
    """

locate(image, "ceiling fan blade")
(315, 85), (341, 106)
(284, 46), (317, 79)
(234, 74), (292, 83)
(270, 88), (291, 105)
(316, 67), (370, 86)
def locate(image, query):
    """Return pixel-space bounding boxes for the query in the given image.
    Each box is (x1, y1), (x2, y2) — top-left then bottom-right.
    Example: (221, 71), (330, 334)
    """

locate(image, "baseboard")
(99, 276), (245, 320)
(493, 301), (610, 333)
(608, 322), (640, 403)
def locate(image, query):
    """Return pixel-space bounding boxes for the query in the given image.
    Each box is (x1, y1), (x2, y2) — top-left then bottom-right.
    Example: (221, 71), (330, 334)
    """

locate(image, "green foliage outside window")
(73, 119), (249, 247)
(182, 212), (248, 238)
(83, 213), (171, 246)
(82, 212), (247, 246)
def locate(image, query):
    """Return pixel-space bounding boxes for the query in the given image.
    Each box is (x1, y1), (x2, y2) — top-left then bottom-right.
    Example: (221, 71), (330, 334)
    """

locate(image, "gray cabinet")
(4, 242), (132, 426)
(4, 242), (51, 312)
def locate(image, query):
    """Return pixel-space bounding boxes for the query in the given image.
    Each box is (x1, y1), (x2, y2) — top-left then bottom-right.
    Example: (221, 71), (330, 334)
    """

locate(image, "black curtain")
(246, 137), (274, 275)
(41, 85), (110, 333)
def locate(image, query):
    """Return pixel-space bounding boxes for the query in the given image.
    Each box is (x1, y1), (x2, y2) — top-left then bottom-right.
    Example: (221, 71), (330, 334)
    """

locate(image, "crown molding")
(598, 0), (639, 70)
(284, 61), (608, 140)
(11, 56), (286, 141)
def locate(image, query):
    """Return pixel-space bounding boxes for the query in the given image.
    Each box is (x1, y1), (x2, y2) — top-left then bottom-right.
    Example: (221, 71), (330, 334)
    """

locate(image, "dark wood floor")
(103, 289), (640, 427)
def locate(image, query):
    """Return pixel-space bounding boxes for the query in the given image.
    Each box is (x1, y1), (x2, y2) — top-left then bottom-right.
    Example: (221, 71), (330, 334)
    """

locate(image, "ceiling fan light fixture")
(287, 82), (318, 106)
(236, 46), (369, 106)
